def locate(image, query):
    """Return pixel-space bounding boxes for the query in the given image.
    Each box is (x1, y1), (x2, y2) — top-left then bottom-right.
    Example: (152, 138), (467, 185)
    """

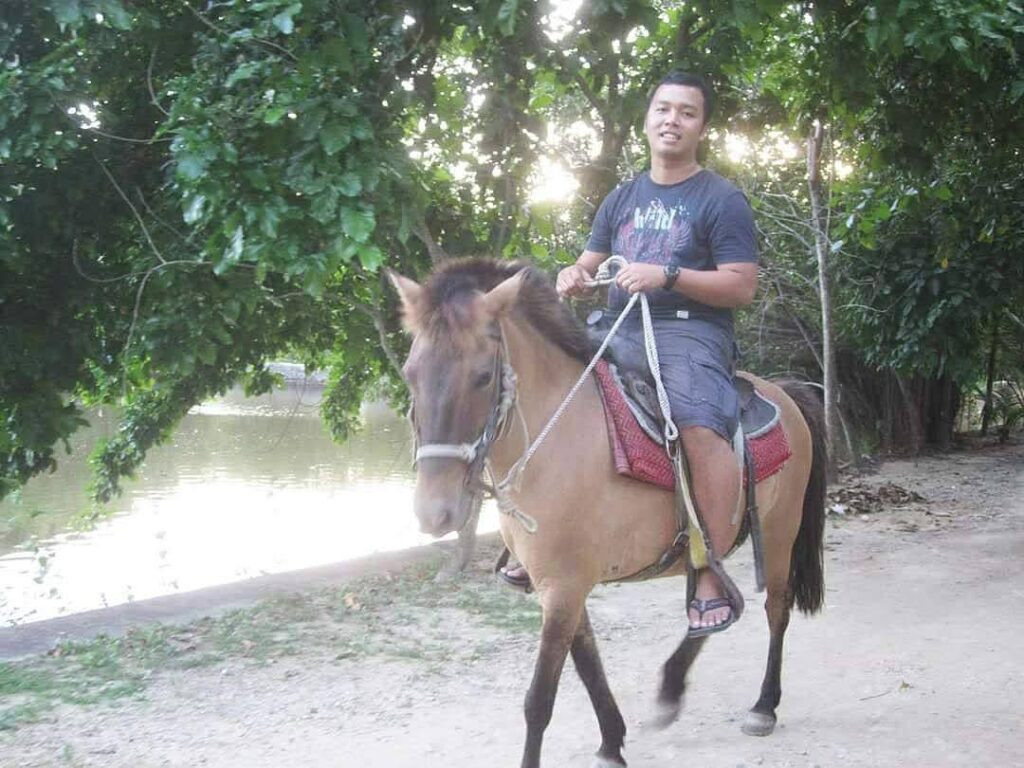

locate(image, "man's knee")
(680, 425), (730, 459)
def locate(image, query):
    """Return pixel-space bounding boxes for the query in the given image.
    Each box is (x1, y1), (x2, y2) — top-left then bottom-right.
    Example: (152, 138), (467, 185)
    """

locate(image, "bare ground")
(2, 441), (1023, 768)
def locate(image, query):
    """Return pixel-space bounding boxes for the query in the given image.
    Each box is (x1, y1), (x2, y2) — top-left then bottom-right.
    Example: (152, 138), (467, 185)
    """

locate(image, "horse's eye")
(473, 370), (494, 389)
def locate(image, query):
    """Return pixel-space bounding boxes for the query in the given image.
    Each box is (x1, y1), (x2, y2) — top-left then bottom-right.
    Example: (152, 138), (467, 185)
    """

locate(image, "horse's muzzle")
(413, 462), (471, 536)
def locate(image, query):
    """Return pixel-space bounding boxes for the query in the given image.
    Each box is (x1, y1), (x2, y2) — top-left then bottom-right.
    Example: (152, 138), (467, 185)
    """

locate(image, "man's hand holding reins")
(616, 262), (667, 294)
(556, 263), (593, 298)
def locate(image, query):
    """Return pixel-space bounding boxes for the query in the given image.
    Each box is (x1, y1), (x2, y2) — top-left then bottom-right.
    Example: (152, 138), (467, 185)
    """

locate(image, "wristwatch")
(663, 264), (680, 290)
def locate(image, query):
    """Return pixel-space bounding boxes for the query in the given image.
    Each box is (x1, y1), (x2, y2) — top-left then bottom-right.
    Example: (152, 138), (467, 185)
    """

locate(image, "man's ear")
(481, 269), (526, 317)
(386, 269), (425, 333)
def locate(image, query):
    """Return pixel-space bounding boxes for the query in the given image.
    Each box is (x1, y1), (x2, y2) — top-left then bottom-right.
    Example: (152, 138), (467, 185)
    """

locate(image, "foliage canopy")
(2, 0), (1022, 501)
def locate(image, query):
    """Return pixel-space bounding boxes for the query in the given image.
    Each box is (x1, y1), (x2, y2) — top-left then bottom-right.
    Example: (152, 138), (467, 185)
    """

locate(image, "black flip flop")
(498, 565), (533, 594)
(687, 597), (736, 637)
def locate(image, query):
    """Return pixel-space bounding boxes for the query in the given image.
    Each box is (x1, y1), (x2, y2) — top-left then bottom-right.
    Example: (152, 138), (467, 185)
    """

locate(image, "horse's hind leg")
(571, 608), (627, 767)
(521, 590), (585, 768)
(652, 634), (708, 728)
(742, 582), (791, 736)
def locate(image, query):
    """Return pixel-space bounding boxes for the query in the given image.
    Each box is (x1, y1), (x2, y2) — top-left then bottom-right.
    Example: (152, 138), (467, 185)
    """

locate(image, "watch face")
(664, 265), (679, 289)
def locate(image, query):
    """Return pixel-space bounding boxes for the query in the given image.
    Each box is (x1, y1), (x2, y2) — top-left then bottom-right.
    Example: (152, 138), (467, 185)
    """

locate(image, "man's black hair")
(646, 71), (715, 125)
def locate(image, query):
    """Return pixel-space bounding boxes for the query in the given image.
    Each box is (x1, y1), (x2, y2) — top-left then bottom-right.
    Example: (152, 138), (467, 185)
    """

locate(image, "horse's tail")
(780, 380), (827, 615)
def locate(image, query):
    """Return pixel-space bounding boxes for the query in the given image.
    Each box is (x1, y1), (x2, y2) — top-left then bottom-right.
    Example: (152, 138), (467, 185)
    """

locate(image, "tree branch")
(148, 47), (170, 118)
(180, 1), (298, 62)
(352, 299), (404, 379)
(411, 213), (449, 263)
(94, 154), (166, 264)
(573, 71), (611, 125)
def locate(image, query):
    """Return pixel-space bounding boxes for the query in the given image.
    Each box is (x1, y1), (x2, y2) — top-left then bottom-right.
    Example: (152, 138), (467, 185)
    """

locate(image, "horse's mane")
(419, 258), (593, 363)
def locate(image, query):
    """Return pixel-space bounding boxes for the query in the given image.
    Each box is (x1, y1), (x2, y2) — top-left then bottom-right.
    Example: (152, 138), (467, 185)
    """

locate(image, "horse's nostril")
(436, 508), (451, 532)
(417, 501), (455, 536)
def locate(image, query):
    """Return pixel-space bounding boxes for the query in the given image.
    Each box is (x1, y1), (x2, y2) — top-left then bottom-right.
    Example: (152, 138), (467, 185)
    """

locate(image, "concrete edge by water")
(0, 535), (498, 662)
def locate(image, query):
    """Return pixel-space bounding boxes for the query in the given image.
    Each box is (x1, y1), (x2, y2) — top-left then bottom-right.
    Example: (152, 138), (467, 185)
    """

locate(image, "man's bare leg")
(681, 425), (741, 629)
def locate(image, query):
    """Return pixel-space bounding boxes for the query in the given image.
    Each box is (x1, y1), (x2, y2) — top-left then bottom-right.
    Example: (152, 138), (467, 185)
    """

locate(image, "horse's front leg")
(434, 489), (481, 582)
(521, 589), (585, 768)
(571, 608), (627, 767)
(652, 633), (708, 728)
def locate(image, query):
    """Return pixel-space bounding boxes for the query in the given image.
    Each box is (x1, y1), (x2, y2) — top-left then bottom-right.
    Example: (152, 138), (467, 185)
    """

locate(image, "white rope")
(639, 293), (679, 444)
(496, 290), (639, 495)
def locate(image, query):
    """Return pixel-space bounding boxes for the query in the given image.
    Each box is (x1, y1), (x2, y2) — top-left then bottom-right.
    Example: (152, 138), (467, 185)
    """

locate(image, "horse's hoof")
(592, 756), (626, 768)
(741, 710), (776, 737)
(649, 699), (681, 730)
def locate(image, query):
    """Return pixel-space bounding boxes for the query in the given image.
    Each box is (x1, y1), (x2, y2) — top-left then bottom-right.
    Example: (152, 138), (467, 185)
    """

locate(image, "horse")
(389, 258), (827, 768)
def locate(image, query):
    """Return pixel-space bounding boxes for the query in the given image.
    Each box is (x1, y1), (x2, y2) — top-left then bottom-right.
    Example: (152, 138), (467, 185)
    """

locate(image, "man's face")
(644, 84), (707, 160)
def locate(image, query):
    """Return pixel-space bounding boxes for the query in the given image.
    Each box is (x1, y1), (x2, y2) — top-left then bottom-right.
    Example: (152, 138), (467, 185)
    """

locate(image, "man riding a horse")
(390, 69), (826, 768)
(509, 70), (758, 637)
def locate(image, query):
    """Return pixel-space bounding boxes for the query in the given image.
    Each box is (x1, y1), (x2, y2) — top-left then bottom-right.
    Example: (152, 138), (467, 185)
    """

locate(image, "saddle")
(610, 363), (781, 448)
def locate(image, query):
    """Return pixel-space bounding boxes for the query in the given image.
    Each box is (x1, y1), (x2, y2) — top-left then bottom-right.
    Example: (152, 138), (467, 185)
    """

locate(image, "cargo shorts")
(610, 316), (740, 442)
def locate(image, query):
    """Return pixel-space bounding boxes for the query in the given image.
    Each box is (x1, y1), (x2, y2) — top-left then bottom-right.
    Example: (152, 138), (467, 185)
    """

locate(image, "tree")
(3, 0), (1023, 508)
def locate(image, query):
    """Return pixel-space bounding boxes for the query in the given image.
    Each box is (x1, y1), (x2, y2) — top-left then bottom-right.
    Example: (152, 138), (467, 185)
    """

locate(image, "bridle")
(410, 335), (518, 485)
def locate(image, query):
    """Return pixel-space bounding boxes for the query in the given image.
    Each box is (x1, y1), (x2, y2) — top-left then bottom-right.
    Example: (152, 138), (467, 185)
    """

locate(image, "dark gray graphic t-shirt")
(586, 169), (758, 332)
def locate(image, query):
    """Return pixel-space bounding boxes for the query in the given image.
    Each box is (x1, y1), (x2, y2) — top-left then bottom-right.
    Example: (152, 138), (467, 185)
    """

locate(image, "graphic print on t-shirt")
(619, 198), (693, 267)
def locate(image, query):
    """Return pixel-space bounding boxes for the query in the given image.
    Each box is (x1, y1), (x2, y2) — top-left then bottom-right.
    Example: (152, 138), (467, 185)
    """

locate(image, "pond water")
(0, 381), (498, 627)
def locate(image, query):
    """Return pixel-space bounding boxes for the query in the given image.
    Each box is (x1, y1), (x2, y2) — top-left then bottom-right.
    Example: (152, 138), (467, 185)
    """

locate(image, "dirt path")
(3, 442), (1023, 767)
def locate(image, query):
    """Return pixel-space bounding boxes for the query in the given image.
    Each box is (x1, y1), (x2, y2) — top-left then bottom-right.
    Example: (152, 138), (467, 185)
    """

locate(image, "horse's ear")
(481, 269), (526, 317)
(387, 269), (425, 333)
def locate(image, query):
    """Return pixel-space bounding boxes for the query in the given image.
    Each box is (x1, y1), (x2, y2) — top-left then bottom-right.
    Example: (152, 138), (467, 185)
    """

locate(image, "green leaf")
(950, 35), (969, 53)
(226, 62), (261, 88)
(273, 11), (296, 35)
(1010, 80), (1024, 103)
(530, 93), (554, 110)
(244, 168), (271, 190)
(197, 341), (217, 366)
(259, 207), (280, 238)
(357, 243), (383, 271)
(533, 213), (554, 238)
(331, 237), (359, 262)
(183, 194), (206, 224)
(48, 0), (81, 29)
(866, 24), (880, 50)
(303, 268), (326, 297)
(176, 154), (207, 181)
(337, 172), (362, 196)
(97, 0), (132, 29)
(217, 225), (244, 273)
(496, 0), (519, 36)
(311, 187), (339, 224)
(341, 207), (374, 243)
(319, 123), (351, 155)
(263, 106), (287, 125)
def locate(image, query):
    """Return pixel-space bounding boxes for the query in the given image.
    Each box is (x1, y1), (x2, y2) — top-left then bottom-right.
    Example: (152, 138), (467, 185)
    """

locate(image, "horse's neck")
(489, 315), (587, 473)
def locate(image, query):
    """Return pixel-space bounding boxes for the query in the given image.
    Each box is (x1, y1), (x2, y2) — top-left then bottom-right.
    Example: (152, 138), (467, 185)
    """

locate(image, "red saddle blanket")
(593, 360), (791, 490)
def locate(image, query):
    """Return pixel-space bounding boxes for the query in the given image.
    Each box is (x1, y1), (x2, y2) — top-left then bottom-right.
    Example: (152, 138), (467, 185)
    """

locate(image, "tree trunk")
(981, 315), (999, 435)
(807, 121), (842, 473)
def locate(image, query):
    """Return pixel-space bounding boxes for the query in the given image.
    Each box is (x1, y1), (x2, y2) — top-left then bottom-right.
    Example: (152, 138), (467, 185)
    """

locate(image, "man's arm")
(669, 261), (758, 307)
(614, 261), (757, 308)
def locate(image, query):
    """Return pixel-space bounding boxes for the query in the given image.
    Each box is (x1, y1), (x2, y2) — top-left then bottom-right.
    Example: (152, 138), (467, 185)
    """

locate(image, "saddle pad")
(593, 360), (792, 489)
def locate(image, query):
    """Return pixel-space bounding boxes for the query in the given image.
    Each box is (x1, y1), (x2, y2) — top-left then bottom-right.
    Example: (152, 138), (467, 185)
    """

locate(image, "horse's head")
(389, 266), (524, 536)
